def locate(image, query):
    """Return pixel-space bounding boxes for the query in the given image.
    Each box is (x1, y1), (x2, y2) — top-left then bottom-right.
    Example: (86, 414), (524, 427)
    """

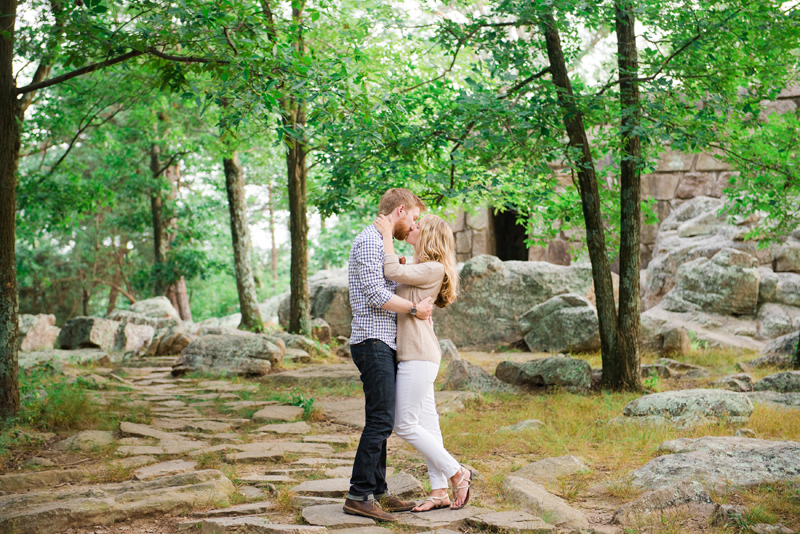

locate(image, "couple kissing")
(344, 188), (472, 522)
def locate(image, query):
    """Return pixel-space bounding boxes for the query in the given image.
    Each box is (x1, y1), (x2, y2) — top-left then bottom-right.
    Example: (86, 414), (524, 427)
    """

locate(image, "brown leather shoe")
(343, 499), (398, 522)
(379, 494), (416, 512)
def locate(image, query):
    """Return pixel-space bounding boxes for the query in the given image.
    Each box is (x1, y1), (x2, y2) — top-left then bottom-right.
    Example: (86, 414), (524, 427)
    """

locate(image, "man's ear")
(396, 204), (406, 218)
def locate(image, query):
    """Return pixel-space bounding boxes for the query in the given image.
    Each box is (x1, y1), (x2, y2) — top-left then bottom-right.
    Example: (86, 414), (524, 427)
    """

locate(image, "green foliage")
(285, 387), (315, 419)
(643, 368), (662, 392)
(15, 365), (101, 431)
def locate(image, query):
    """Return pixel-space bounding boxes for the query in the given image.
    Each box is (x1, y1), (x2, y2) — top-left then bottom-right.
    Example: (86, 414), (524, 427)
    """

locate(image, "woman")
(374, 213), (473, 512)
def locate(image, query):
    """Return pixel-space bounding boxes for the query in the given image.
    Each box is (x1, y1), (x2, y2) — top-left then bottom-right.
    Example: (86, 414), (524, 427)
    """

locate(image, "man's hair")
(378, 188), (425, 216)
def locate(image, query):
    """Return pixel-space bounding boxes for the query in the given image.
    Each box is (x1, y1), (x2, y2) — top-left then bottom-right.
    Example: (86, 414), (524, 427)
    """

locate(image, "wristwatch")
(409, 304), (418, 316)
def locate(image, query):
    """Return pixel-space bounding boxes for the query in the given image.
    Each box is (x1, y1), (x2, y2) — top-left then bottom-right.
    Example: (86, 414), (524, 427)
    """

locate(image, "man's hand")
(415, 297), (433, 320)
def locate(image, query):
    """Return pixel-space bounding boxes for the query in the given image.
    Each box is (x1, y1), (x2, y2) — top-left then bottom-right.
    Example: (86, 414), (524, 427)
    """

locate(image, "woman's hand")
(375, 214), (393, 237)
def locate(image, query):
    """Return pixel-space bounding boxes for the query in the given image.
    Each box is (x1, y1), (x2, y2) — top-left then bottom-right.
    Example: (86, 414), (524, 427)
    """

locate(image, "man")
(344, 189), (434, 521)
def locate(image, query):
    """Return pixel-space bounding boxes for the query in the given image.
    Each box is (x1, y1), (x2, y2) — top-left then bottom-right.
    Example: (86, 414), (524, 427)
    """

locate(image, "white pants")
(394, 360), (461, 490)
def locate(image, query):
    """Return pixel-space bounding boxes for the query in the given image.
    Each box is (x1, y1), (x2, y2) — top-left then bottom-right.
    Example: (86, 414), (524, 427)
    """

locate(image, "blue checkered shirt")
(348, 224), (398, 349)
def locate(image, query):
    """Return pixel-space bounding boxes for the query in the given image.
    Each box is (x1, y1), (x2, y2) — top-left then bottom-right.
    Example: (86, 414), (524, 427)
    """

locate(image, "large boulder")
(196, 293), (286, 329)
(280, 269), (351, 338)
(18, 314), (59, 352)
(172, 334), (284, 377)
(619, 388), (753, 427)
(18, 348), (116, 369)
(114, 322), (155, 353)
(753, 371), (800, 393)
(518, 294), (600, 353)
(661, 248), (760, 316)
(495, 356), (592, 393)
(272, 332), (324, 358)
(442, 359), (517, 393)
(760, 330), (799, 363)
(57, 317), (121, 352)
(433, 256), (595, 349)
(130, 296), (181, 322)
(629, 437), (800, 491)
(146, 323), (197, 356)
(756, 303), (800, 339)
(106, 309), (178, 330)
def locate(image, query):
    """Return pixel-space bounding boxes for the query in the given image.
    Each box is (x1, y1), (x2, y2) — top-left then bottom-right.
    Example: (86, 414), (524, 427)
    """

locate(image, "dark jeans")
(348, 339), (397, 501)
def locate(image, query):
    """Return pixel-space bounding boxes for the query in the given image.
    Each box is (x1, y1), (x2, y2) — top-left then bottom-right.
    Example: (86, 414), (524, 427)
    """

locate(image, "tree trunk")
(268, 181), (278, 289)
(610, 1), (643, 391)
(0, 0), (21, 419)
(542, 13), (619, 372)
(150, 144), (167, 296)
(165, 276), (193, 322)
(286, 118), (311, 335)
(224, 152), (264, 332)
(285, 4), (311, 336)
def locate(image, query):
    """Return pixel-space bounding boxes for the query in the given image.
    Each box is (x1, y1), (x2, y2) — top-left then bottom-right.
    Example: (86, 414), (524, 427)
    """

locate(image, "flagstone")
(120, 421), (175, 440)
(303, 435), (354, 445)
(394, 506), (492, 529)
(192, 392), (241, 401)
(252, 405), (305, 422)
(237, 474), (296, 484)
(192, 501), (274, 518)
(189, 444), (239, 456)
(290, 496), (346, 509)
(293, 458), (352, 467)
(197, 518), (327, 534)
(303, 504), (376, 528)
(134, 459), (197, 480)
(255, 422), (311, 434)
(156, 400), (188, 408)
(225, 448), (283, 463)
(291, 478), (351, 497)
(224, 401), (277, 410)
(465, 511), (556, 534)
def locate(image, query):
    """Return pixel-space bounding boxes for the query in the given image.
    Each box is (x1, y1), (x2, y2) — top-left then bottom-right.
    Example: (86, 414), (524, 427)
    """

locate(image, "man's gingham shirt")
(348, 224), (398, 350)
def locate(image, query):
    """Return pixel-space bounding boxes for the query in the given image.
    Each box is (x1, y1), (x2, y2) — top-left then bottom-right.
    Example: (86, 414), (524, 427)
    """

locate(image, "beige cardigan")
(384, 253), (444, 364)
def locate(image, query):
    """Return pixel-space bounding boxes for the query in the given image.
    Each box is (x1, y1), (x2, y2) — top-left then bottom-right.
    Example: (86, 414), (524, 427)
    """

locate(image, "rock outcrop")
(442, 360), (516, 393)
(18, 314), (59, 352)
(280, 269), (351, 338)
(57, 317), (123, 352)
(630, 437), (800, 491)
(495, 356), (592, 393)
(753, 371), (800, 393)
(617, 389), (753, 427)
(173, 334), (284, 376)
(518, 293), (600, 353)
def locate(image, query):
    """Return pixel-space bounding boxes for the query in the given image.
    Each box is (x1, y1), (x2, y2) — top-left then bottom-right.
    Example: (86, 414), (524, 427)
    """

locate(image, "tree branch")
(15, 50), (146, 95)
(499, 66), (551, 100)
(154, 152), (187, 178)
(93, 279), (137, 303)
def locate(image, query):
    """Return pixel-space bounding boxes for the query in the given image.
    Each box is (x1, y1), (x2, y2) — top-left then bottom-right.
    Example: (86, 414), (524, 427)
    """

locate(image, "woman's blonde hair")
(415, 215), (459, 308)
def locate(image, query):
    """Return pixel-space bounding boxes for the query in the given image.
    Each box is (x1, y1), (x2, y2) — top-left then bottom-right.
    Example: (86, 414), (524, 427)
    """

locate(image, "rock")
(303, 504), (376, 528)
(711, 373), (754, 392)
(18, 348), (116, 369)
(439, 339), (460, 362)
(54, 430), (115, 452)
(495, 356), (592, 393)
(311, 318), (332, 344)
(0, 470), (235, 534)
(641, 364), (674, 379)
(661, 327), (690, 355)
(513, 456), (589, 488)
(284, 348), (312, 364)
(22, 457), (56, 468)
(115, 322), (155, 353)
(120, 421), (178, 441)
(518, 294), (601, 353)
(497, 420), (544, 433)
(631, 437), (800, 490)
(173, 334), (284, 377)
(387, 472), (425, 499)
(442, 359), (517, 393)
(146, 323), (197, 356)
(735, 428), (757, 438)
(335, 336), (351, 358)
(291, 495), (346, 509)
(252, 405), (305, 422)
(746, 391), (800, 408)
(501, 477), (588, 530)
(753, 371), (800, 393)
(620, 388), (753, 427)
(107, 309), (178, 331)
(466, 511), (557, 534)
(612, 480), (715, 526)
(750, 525), (795, 534)
(394, 505), (492, 529)
(57, 317), (120, 351)
(676, 172), (715, 199)
(192, 501), (273, 517)
(329, 528), (392, 534)
(291, 478), (350, 497)
(644, 197), (779, 310)
(280, 268), (352, 338)
(199, 518), (328, 534)
(757, 303), (800, 340)
(303, 435), (353, 445)
(0, 468), (93, 492)
(433, 256), (596, 349)
(264, 363), (360, 388)
(761, 330), (800, 362)
(18, 314), (59, 352)
(238, 485), (266, 499)
(661, 248), (760, 316)
(133, 459), (197, 480)
(255, 422), (312, 434)
(657, 358), (709, 375)
(272, 332), (325, 358)
(130, 296), (182, 321)
(774, 241), (800, 273)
